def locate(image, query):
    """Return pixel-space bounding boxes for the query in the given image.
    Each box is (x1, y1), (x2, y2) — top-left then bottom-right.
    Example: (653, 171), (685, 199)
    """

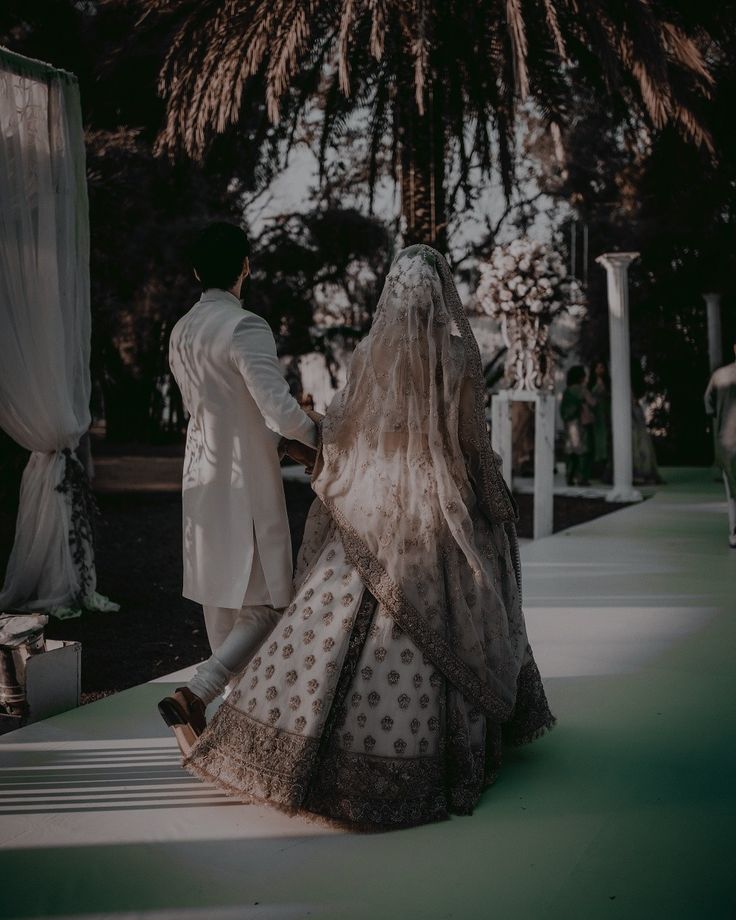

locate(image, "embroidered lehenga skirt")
(184, 520), (555, 830)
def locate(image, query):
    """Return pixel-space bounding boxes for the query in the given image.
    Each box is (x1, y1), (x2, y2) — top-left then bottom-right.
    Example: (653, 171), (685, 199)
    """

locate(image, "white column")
(703, 292), (723, 372)
(596, 252), (642, 503)
(533, 392), (556, 539)
(491, 391), (513, 488)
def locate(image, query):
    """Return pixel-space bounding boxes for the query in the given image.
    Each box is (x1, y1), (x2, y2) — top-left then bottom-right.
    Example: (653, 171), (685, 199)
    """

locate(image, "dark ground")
(0, 440), (631, 700)
(45, 481), (316, 700)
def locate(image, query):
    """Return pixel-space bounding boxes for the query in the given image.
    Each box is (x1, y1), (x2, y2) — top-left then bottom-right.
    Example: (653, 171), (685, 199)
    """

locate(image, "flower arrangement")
(477, 237), (583, 390)
(478, 237), (571, 319)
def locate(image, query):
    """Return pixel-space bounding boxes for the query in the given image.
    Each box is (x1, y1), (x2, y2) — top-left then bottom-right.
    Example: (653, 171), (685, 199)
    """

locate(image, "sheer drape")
(0, 49), (96, 611)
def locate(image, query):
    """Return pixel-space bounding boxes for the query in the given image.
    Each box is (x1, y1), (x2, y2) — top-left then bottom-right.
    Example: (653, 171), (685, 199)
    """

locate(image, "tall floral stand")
(477, 236), (579, 539)
(491, 390), (556, 539)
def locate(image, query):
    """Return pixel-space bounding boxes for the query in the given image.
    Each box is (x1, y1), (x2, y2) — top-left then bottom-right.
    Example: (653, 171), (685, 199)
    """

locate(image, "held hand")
(305, 408), (325, 424)
(282, 438), (318, 474)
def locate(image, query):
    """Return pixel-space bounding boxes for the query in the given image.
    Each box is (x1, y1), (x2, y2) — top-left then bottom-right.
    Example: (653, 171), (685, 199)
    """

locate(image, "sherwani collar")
(198, 289), (243, 308)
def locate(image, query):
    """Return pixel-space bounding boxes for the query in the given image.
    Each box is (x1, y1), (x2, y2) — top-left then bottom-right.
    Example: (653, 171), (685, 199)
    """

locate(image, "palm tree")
(151, 0), (714, 251)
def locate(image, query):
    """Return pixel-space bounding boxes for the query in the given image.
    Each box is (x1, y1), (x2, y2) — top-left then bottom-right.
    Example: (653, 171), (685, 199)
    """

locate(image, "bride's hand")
(305, 408), (324, 425)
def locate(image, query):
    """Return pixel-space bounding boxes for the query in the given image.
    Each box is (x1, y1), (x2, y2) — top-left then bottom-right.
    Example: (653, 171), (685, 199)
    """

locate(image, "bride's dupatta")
(304, 245), (531, 724)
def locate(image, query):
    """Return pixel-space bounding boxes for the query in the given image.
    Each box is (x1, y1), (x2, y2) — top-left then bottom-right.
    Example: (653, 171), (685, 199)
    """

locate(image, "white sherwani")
(169, 289), (316, 610)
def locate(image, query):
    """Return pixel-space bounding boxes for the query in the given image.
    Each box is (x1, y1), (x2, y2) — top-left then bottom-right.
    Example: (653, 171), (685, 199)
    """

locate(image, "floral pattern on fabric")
(236, 535), (364, 739)
(335, 605), (442, 759)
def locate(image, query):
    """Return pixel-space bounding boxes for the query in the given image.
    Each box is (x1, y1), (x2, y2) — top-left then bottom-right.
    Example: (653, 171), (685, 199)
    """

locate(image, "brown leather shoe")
(158, 686), (207, 757)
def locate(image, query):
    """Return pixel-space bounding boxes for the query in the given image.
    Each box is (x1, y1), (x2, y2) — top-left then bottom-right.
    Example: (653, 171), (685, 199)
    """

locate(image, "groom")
(159, 222), (317, 755)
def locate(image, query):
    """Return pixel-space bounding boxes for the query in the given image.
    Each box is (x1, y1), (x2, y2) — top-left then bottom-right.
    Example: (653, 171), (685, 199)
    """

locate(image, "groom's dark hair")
(191, 222), (251, 290)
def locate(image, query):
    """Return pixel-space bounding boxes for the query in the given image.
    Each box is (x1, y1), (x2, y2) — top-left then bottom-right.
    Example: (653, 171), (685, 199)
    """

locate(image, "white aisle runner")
(1, 468), (734, 920)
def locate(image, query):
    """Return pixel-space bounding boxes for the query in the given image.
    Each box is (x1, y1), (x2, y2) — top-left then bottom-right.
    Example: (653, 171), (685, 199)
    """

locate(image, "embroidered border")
(324, 501), (513, 723)
(184, 703), (320, 809)
(444, 699), (486, 815)
(304, 744), (449, 829)
(504, 650), (557, 746)
(185, 625), (554, 830)
(308, 589), (376, 752)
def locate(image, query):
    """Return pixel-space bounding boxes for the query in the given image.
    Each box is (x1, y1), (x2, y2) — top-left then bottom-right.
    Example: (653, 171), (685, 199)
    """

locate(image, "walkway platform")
(0, 468), (733, 919)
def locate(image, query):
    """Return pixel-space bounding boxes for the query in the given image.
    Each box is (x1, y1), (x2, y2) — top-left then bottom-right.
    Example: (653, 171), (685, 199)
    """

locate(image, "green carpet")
(1, 468), (733, 920)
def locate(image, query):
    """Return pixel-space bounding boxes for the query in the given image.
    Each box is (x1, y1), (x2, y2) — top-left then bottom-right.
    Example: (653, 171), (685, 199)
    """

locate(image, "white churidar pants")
(187, 539), (283, 705)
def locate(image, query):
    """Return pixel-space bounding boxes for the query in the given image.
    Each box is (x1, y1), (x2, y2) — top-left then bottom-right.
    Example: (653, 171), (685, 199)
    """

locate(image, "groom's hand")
(281, 438), (318, 474)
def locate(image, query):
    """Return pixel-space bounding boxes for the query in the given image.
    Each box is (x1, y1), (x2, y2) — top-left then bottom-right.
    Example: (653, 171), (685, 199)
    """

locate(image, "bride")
(185, 244), (555, 829)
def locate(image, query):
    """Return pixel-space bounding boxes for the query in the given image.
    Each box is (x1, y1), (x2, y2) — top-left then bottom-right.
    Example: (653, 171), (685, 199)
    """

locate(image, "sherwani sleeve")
(705, 374), (717, 417)
(230, 314), (317, 447)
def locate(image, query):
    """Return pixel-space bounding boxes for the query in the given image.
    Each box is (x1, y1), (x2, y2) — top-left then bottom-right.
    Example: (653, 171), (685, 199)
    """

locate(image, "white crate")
(22, 639), (81, 723)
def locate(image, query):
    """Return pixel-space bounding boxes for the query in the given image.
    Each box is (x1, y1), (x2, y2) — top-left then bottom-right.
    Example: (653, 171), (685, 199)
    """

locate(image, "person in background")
(590, 359), (611, 481)
(631, 374), (662, 485)
(560, 365), (596, 487)
(705, 336), (736, 548)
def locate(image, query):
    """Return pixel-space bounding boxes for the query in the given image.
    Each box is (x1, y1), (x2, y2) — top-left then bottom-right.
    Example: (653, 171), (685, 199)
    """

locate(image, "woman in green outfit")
(589, 360), (611, 480)
(560, 365), (596, 486)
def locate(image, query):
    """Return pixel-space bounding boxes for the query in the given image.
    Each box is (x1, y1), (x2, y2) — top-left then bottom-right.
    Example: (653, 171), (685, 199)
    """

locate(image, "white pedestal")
(10, 639), (81, 724)
(26, 640), (81, 723)
(491, 389), (556, 539)
(596, 252), (643, 505)
(491, 393), (513, 488)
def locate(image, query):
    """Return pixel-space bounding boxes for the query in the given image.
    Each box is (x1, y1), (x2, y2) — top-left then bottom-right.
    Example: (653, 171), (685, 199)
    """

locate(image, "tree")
(526, 5), (736, 463)
(152, 0), (714, 252)
(0, 0), (398, 440)
(1, 0), (287, 440)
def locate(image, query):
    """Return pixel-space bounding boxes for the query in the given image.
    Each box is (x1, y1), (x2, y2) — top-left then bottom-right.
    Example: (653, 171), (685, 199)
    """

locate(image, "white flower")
(477, 237), (576, 326)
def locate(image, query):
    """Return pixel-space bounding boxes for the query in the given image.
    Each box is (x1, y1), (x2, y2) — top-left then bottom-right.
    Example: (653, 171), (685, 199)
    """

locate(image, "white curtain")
(0, 48), (97, 612)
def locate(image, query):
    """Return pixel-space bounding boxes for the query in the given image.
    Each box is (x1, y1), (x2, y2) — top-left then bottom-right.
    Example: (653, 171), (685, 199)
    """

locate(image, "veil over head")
(309, 245), (525, 719)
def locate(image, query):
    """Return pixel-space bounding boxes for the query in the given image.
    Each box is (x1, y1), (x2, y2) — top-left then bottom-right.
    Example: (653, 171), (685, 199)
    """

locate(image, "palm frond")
(337, 0), (356, 95)
(265, 0), (317, 121)
(506, 0), (530, 98)
(369, 0), (389, 60)
(660, 21), (713, 87)
(150, 0), (718, 225)
(541, 0), (568, 61)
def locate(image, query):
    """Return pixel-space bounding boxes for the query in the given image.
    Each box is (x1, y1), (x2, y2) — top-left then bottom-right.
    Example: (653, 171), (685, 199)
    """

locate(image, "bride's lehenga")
(186, 245), (555, 829)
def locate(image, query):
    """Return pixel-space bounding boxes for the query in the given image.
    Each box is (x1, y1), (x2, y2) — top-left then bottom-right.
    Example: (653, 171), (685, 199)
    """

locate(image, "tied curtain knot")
(55, 447), (98, 606)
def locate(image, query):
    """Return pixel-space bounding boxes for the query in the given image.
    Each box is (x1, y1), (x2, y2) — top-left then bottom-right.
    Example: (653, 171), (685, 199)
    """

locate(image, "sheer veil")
(305, 245), (529, 720)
